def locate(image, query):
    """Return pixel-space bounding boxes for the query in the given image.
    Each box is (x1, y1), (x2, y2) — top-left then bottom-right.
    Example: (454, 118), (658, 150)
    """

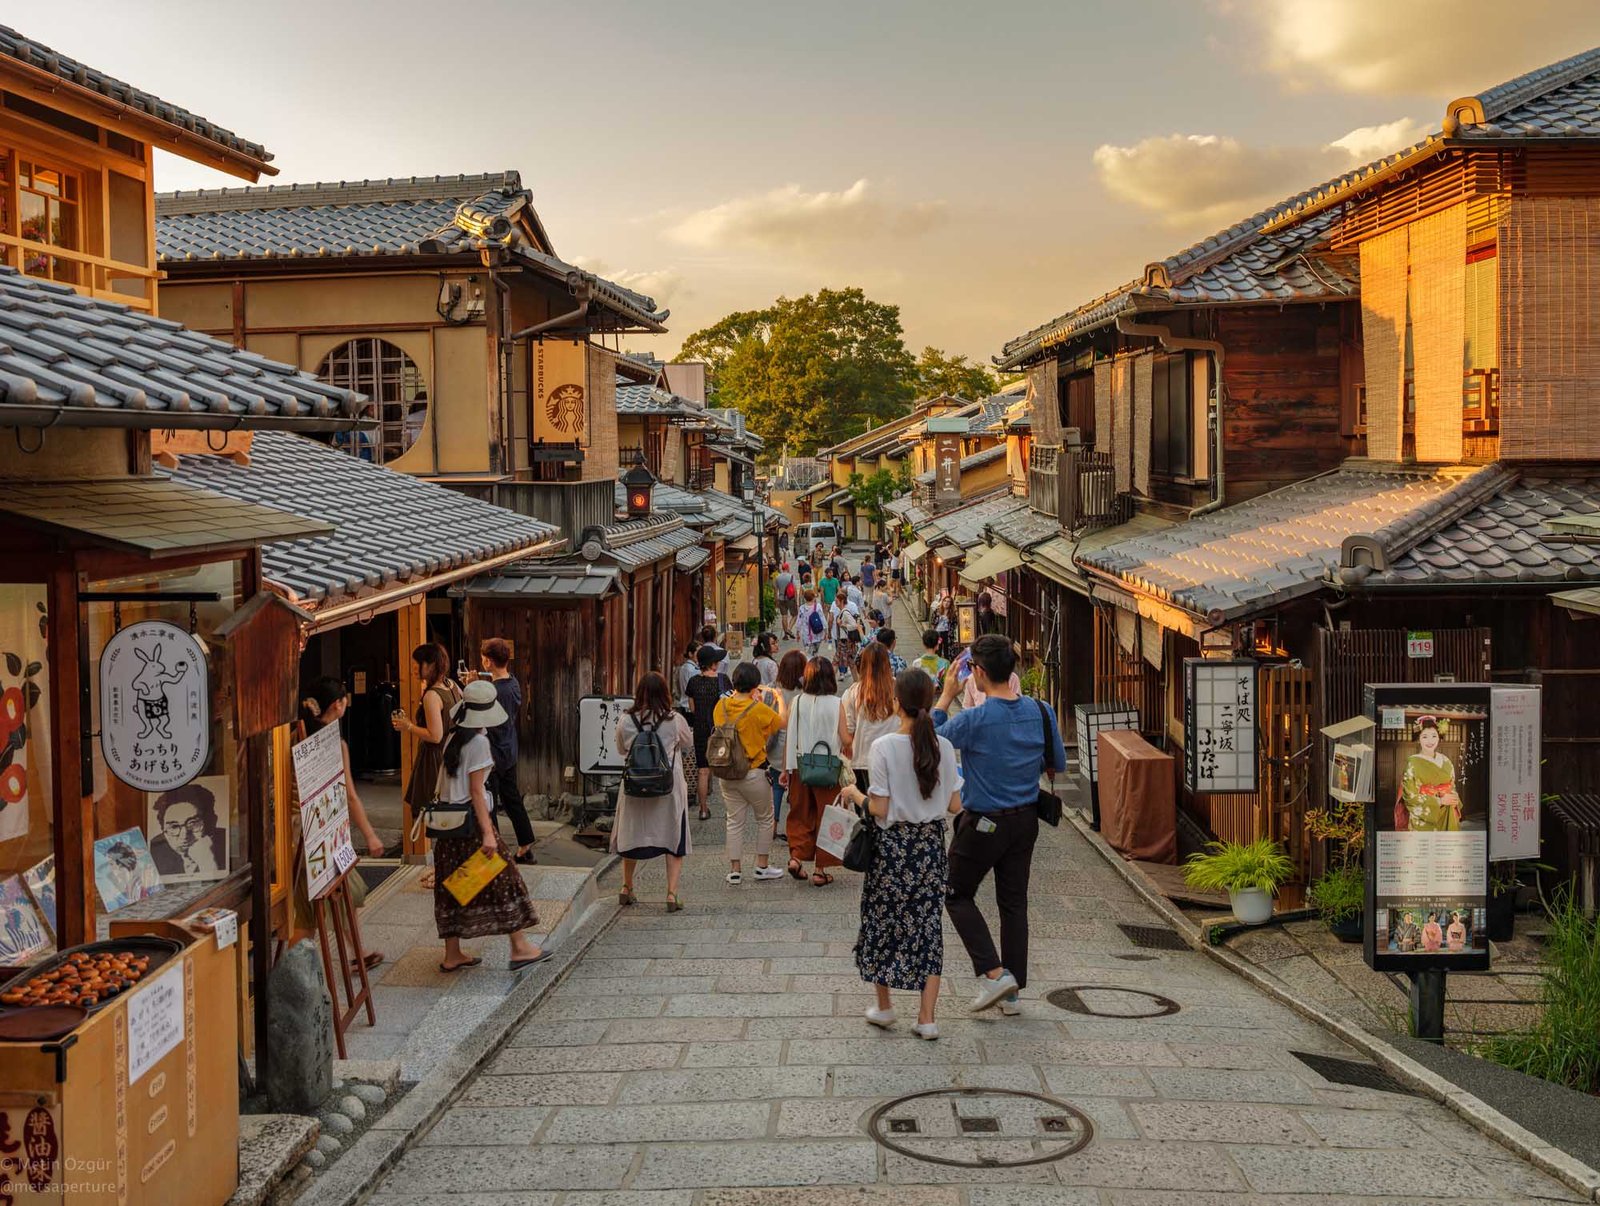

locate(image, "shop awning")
(1, 477), (331, 557)
(451, 566), (621, 600)
(959, 541), (1026, 587)
(1552, 586), (1600, 617)
(901, 539), (929, 562)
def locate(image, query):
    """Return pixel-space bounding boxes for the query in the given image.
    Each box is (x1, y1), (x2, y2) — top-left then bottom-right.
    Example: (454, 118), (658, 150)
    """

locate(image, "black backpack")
(624, 720), (675, 797)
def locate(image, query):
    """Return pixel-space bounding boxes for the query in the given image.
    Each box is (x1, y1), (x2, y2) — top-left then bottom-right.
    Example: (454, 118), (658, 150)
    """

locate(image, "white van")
(793, 522), (839, 551)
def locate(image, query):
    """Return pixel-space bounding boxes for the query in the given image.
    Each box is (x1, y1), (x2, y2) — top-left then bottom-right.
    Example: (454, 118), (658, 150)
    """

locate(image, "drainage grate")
(865, 1088), (1094, 1168)
(1291, 1051), (1416, 1096)
(1046, 986), (1181, 1019)
(1118, 923), (1190, 951)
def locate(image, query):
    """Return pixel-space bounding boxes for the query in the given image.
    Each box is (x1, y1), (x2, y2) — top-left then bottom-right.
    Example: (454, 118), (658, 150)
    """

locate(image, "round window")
(316, 338), (427, 464)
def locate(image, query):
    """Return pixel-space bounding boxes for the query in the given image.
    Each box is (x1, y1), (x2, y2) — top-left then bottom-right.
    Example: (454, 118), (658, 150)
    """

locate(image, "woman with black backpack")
(613, 671), (693, 911)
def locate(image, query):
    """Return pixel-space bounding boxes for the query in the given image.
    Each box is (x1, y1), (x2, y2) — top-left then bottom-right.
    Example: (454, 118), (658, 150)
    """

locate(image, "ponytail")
(894, 669), (940, 798)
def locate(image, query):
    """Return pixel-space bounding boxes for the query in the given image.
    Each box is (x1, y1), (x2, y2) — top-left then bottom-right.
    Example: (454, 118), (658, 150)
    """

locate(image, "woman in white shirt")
(781, 656), (844, 886)
(840, 643), (901, 792)
(431, 680), (549, 973)
(839, 669), (962, 1040)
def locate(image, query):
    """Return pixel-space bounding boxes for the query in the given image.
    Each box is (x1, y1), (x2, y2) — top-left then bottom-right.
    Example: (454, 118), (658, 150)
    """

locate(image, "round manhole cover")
(1045, 985), (1180, 1019)
(865, 1088), (1093, 1167)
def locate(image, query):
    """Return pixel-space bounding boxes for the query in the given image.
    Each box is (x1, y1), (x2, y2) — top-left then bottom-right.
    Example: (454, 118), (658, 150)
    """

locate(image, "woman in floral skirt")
(838, 669), (963, 1039)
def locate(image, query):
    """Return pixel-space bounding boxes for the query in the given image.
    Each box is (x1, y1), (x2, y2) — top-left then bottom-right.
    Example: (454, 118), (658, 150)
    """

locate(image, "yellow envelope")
(443, 849), (508, 906)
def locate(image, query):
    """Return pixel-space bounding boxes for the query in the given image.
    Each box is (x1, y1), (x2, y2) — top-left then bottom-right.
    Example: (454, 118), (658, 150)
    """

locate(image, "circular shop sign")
(99, 620), (209, 792)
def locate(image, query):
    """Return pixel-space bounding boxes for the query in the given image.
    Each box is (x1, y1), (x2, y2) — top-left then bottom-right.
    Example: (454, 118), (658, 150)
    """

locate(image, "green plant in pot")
(1183, 838), (1293, 926)
(1487, 858), (1552, 943)
(1307, 799), (1366, 941)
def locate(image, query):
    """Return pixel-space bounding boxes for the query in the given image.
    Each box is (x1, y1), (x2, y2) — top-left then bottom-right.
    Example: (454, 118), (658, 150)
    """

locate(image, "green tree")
(679, 288), (916, 453)
(846, 468), (905, 528)
(914, 345), (1000, 402)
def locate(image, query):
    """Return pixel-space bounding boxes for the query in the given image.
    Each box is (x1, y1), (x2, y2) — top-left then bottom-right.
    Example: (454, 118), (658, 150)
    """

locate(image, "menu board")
(291, 723), (357, 900)
(1183, 659), (1257, 793)
(1364, 684), (1492, 972)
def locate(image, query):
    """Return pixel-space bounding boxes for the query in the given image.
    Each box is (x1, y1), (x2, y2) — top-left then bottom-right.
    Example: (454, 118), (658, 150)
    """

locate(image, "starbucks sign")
(100, 620), (210, 792)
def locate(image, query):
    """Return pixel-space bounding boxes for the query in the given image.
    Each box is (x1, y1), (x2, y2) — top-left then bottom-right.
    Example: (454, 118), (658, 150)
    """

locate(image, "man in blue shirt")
(934, 634), (1066, 1014)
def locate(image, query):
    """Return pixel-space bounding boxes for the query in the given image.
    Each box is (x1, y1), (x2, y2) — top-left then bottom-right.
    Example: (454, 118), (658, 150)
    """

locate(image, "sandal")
(666, 893), (684, 913)
(727, 871), (742, 885)
(439, 956), (482, 973)
(787, 859), (805, 880)
(811, 871), (834, 887)
(420, 871), (436, 889)
(619, 888), (637, 907)
(348, 951), (384, 973)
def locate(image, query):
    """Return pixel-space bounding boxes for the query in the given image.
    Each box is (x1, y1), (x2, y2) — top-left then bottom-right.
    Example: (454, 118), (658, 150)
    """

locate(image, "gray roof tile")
(0, 268), (364, 430)
(167, 432), (559, 604)
(913, 442), (1007, 486)
(923, 492), (1029, 550)
(0, 25), (269, 165)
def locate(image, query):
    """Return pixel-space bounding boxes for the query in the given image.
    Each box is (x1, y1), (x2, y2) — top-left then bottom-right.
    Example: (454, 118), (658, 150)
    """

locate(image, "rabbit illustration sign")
(100, 620), (210, 792)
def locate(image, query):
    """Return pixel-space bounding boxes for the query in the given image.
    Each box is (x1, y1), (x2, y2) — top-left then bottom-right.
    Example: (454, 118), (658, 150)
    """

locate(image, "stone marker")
(266, 940), (333, 1113)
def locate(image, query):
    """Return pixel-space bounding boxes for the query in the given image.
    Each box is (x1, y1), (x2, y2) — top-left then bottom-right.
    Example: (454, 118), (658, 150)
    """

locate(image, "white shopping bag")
(815, 803), (860, 861)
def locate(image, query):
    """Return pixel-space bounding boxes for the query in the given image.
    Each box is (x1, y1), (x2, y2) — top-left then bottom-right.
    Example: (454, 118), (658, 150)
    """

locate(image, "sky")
(35, 1), (1600, 363)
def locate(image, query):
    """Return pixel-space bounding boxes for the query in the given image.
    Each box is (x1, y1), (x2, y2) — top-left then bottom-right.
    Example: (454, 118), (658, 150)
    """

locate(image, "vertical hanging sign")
(1182, 658), (1258, 793)
(1489, 685), (1541, 861)
(933, 434), (962, 506)
(533, 338), (590, 446)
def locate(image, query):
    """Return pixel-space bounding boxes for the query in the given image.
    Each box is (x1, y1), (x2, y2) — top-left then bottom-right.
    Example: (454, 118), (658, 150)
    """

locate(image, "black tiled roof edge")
(155, 172), (522, 215)
(0, 25), (270, 165)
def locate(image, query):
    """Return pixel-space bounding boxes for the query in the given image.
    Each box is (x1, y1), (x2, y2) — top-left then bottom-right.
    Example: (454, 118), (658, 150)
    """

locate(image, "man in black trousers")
(479, 637), (538, 865)
(934, 635), (1066, 1014)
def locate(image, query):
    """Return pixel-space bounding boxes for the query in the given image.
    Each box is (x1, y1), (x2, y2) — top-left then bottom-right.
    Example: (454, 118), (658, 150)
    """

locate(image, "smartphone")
(955, 650), (973, 684)
(457, 659), (469, 681)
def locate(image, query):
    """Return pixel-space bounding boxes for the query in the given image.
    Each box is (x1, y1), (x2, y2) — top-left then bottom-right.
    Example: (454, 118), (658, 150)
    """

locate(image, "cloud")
(1235, 0), (1600, 97)
(1091, 117), (1427, 227)
(667, 179), (948, 251)
(568, 257), (685, 307)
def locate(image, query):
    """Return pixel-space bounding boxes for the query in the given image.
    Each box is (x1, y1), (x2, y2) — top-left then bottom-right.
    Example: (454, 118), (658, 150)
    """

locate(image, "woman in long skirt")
(838, 670), (963, 1039)
(613, 672), (693, 910)
(782, 656), (843, 886)
(432, 680), (549, 972)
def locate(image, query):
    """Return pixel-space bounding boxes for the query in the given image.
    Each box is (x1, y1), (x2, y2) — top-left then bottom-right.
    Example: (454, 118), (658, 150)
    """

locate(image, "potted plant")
(1182, 838), (1293, 925)
(1306, 799), (1366, 940)
(1309, 864), (1365, 942)
(1487, 859), (1552, 942)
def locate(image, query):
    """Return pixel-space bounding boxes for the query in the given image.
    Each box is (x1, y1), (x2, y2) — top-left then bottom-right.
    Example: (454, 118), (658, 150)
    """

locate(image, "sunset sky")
(42, 1), (1600, 363)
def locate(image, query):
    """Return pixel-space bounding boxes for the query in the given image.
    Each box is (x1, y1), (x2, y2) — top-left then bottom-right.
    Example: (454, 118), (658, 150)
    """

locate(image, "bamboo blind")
(1093, 360), (1113, 457)
(1360, 226), (1409, 460)
(1112, 355), (1133, 493)
(1028, 360), (1061, 443)
(1499, 196), (1600, 460)
(1410, 202), (1467, 463)
(1133, 350), (1153, 496)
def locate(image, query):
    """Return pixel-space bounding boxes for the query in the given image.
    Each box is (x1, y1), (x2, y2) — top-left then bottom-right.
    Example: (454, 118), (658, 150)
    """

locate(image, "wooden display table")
(0, 920), (239, 1205)
(1096, 730), (1177, 865)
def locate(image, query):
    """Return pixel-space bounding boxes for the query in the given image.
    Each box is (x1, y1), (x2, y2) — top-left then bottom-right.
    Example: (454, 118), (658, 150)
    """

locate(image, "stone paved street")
(367, 763), (1582, 1204)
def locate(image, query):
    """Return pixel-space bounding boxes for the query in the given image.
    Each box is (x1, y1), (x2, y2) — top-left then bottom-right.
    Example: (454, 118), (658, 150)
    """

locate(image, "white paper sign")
(1183, 659), (1257, 793)
(126, 962), (184, 1084)
(99, 620), (209, 792)
(1490, 686), (1541, 861)
(577, 695), (635, 775)
(292, 723), (356, 899)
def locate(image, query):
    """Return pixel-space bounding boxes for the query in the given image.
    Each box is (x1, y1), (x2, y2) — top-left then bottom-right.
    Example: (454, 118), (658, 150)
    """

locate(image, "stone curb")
(286, 854), (623, 1206)
(1064, 808), (1600, 1204)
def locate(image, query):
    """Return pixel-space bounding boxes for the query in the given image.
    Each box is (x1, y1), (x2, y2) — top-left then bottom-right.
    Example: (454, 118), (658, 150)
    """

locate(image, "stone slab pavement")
(366, 778), (1583, 1203)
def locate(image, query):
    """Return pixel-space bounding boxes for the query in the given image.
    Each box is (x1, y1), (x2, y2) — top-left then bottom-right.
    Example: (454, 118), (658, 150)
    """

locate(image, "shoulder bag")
(1034, 698), (1063, 827)
(795, 697), (845, 788)
(841, 803), (877, 872)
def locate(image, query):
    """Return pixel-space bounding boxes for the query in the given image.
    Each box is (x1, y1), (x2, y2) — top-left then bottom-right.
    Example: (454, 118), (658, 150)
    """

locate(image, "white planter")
(1229, 887), (1274, 926)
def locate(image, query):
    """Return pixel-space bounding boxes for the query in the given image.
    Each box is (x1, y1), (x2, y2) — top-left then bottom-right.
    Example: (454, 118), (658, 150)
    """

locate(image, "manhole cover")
(1046, 986), (1180, 1019)
(866, 1088), (1094, 1167)
(1119, 923), (1190, 950)
(1291, 1051), (1416, 1096)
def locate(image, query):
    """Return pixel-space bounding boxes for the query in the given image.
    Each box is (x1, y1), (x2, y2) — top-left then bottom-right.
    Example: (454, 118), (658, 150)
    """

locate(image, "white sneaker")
(751, 865), (785, 880)
(912, 1021), (939, 1041)
(999, 992), (1021, 1016)
(865, 1006), (897, 1029)
(971, 971), (1020, 1012)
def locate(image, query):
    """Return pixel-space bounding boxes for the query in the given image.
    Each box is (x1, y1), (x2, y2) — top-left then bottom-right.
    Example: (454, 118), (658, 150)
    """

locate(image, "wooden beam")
(46, 560), (90, 946)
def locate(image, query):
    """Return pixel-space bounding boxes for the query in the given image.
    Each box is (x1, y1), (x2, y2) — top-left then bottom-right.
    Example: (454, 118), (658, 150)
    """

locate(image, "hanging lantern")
(622, 453), (656, 518)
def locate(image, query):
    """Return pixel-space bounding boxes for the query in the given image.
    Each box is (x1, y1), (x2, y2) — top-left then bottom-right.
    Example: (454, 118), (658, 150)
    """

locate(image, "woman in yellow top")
(713, 662), (786, 885)
(1398, 716), (1462, 832)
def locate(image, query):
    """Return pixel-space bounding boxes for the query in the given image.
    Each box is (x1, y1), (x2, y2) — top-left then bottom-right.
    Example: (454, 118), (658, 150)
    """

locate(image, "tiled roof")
(0, 25), (270, 168)
(167, 432), (560, 604)
(923, 492), (1029, 550)
(886, 495), (931, 526)
(616, 384), (697, 417)
(452, 565), (619, 601)
(0, 269), (365, 431)
(600, 518), (702, 570)
(675, 545), (711, 573)
(989, 503), (1061, 551)
(1364, 475), (1600, 588)
(156, 173), (665, 331)
(914, 442), (1007, 486)
(1081, 464), (1511, 622)
(1462, 46), (1600, 139)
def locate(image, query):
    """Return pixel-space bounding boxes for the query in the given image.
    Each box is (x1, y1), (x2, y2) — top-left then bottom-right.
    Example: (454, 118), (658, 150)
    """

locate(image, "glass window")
(1151, 352), (1191, 478)
(0, 584), (56, 962)
(17, 157), (83, 284)
(317, 337), (427, 464)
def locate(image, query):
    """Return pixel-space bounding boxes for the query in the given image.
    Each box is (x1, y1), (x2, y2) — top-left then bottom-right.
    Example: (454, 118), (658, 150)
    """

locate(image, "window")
(14, 156), (82, 284)
(1064, 371), (1095, 444)
(1150, 352), (1192, 478)
(317, 338), (427, 464)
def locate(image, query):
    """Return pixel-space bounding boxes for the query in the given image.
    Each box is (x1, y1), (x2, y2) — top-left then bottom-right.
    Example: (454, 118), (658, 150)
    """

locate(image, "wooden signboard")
(1182, 658), (1258, 793)
(933, 434), (961, 506)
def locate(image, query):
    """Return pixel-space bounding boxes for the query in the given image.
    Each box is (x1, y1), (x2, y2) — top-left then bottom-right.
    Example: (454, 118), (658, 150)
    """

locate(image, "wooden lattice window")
(13, 155), (83, 284)
(317, 338), (427, 464)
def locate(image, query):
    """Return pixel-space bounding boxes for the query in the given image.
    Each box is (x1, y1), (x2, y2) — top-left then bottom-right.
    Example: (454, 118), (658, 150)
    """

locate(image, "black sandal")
(787, 859), (805, 880)
(811, 871), (833, 887)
